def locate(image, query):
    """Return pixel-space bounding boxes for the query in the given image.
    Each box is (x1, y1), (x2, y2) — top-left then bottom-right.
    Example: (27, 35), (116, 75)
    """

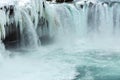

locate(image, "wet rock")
(80, 5), (83, 9)
(3, 22), (20, 49)
(9, 5), (14, 16)
(46, 0), (52, 1)
(64, 0), (73, 2)
(89, 2), (94, 8)
(1, 5), (20, 48)
(102, 1), (120, 7)
(56, 0), (73, 3)
(37, 16), (49, 38)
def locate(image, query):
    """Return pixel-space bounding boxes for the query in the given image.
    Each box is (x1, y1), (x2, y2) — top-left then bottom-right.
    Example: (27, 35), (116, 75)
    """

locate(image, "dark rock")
(43, 2), (45, 8)
(102, 1), (120, 7)
(9, 5), (14, 16)
(3, 22), (20, 49)
(56, 0), (73, 3)
(64, 0), (73, 2)
(80, 5), (83, 9)
(89, 2), (94, 8)
(37, 16), (49, 38)
(0, 5), (20, 49)
(46, 0), (52, 1)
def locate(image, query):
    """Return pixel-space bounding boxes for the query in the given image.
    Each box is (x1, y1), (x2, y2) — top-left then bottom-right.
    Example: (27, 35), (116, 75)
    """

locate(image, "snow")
(0, 0), (31, 7)
(17, 0), (31, 7)
(0, 0), (14, 7)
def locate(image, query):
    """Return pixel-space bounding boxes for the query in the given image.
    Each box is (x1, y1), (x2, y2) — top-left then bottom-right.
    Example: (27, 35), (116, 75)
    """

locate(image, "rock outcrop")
(46, 0), (73, 3)
(1, 5), (20, 48)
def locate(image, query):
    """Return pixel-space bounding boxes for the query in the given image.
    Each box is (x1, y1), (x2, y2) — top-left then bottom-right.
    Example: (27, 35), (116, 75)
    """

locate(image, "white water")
(0, 0), (120, 80)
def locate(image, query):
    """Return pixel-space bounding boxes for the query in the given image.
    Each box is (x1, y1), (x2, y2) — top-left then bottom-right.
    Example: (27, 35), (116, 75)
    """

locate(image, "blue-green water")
(0, 38), (120, 80)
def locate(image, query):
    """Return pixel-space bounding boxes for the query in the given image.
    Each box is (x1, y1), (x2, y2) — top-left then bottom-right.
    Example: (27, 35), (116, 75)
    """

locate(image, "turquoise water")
(0, 38), (120, 80)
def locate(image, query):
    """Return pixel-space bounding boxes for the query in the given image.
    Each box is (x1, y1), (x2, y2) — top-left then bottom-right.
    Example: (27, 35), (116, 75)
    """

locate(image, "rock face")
(46, 0), (73, 3)
(46, 0), (52, 1)
(56, 0), (73, 3)
(3, 23), (20, 48)
(1, 5), (20, 48)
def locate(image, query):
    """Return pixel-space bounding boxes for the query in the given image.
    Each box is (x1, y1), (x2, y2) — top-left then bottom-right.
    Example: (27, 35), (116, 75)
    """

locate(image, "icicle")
(0, 10), (6, 39)
(14, 4), (23, 34)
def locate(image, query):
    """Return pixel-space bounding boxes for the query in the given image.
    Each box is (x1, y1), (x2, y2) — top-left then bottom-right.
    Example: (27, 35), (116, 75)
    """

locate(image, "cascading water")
(0, 0), (120, 80)
(20, 9), (39, 48)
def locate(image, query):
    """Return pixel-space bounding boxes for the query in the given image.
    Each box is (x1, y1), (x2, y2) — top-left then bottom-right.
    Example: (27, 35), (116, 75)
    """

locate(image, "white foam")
(0, 48), (77, 80)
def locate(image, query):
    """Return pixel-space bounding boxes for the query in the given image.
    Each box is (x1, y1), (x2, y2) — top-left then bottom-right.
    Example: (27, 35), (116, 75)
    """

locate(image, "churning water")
(0, 0), (120, 80)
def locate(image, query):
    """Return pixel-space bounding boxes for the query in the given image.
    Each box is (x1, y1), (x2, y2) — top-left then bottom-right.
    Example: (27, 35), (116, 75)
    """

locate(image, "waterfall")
(20, 10), (39, 48)
(0, 0), (120, 48)
(0, 1), (120, 80)
(74, 1), (120, 37)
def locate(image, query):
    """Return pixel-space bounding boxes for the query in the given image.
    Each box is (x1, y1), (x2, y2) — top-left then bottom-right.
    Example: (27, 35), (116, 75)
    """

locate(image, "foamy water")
(0, 37), (120, 80)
